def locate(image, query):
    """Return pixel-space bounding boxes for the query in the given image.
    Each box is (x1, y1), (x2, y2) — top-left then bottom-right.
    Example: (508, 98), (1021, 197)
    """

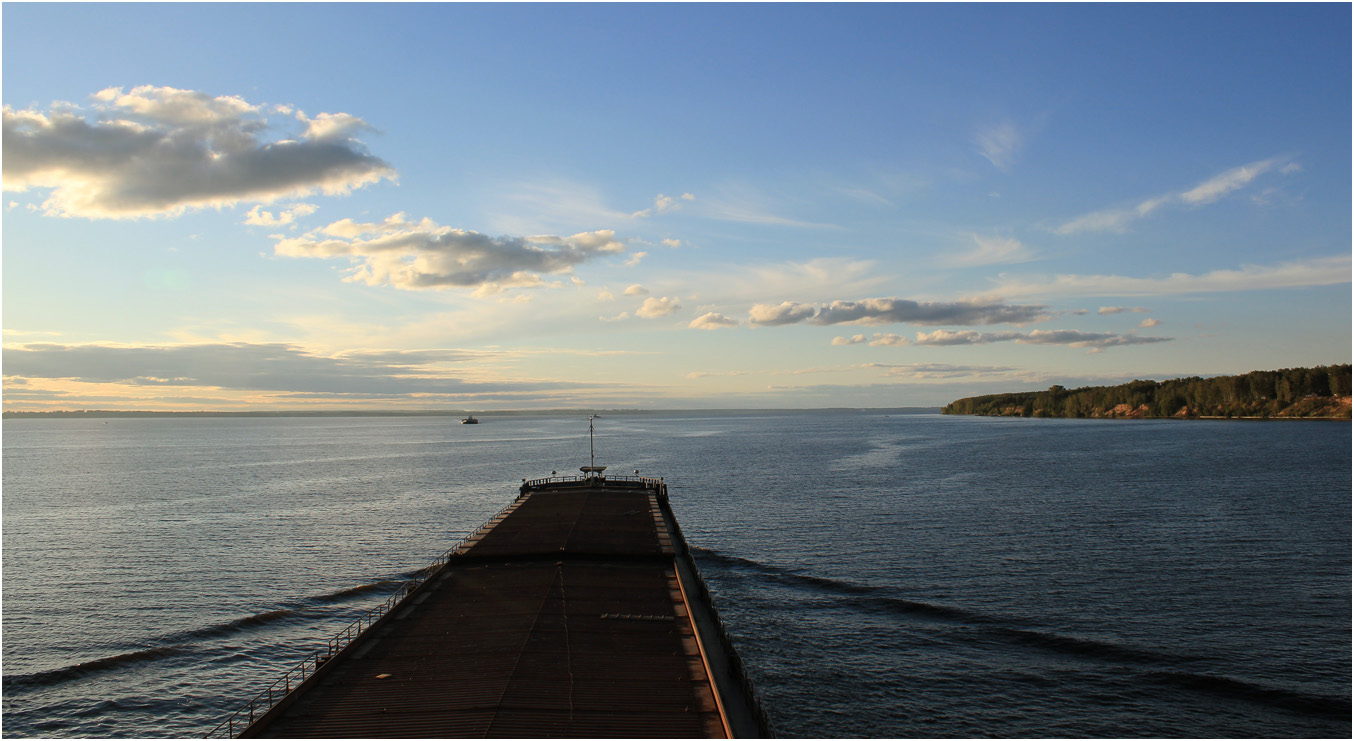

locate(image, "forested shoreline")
(944, 365), (1352, 419)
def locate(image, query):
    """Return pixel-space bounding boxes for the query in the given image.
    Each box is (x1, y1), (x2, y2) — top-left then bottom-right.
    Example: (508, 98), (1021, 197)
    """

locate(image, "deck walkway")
(235, 477), (768, 738)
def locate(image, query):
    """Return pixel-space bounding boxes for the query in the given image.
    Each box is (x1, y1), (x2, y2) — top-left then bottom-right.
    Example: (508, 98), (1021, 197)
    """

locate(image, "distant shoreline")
(2, 407), (943, 419)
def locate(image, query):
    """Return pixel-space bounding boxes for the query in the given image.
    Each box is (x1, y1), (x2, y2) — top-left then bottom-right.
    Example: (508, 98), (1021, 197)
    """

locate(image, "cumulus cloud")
(273, 213), (625, 293)
(912, 328), (1171, 350)
(831, 334), (867, 346)
(868, 334), (909, 347)
(624, 251), (648, 266)
(624, 284), (649, 296)
(1055, 157), (1295, 235)
(749, 301), (818, 326)
(3, 86), (395, 219)
(636, 296), (681, 318)
(1139, 318), (1161, 328)
(688, 312), (739, 330)
(661, 238), (683, 248)
(992, 255), (1350, 298)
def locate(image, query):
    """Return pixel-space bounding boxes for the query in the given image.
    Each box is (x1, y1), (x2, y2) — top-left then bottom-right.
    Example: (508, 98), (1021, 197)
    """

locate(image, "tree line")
(943, 365), (1352, 419)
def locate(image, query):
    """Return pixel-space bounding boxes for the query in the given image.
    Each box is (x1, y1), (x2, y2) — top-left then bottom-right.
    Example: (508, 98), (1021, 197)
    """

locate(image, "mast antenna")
(589, 414), (598, 470)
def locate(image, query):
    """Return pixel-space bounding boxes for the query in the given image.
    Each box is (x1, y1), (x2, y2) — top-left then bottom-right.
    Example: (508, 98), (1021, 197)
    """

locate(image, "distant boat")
(461, 415), (479, 424)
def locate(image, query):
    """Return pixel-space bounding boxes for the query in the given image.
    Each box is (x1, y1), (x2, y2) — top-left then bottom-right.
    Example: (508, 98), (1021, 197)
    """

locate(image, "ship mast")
(581, 414), (606, 479)
(589, 414), (597, 470)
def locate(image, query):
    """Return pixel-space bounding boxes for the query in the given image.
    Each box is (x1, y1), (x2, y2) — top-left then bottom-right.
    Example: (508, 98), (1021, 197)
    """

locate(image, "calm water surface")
(3, 413), (1349, 737)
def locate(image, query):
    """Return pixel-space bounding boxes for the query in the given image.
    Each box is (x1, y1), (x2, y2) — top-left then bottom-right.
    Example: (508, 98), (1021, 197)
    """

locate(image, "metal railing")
(205, 497), (524, 738)
(521, 474), (666, 493)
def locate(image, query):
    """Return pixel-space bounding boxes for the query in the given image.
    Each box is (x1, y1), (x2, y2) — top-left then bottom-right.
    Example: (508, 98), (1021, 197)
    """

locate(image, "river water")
(2, 412), (1349, 737)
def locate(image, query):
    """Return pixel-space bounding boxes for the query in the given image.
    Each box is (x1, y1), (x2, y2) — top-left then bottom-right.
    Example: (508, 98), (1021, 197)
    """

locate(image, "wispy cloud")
(751, 297), (1050, 327)
(865, 362), (1022, 379)
(991, 255), (1351, 298)
(631, 192), (694, 218)
(3, 86), (394, 219)
(974, 121), (1022, 171)
(1055, 157), (1295, 235)
(696, 183), (838, 228)
(941, 233), (1037, 267)
(273, 213), (625, 293)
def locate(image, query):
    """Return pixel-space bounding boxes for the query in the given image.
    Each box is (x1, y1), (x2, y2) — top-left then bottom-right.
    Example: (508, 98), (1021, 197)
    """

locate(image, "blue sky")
(3, 2), (1350, 411)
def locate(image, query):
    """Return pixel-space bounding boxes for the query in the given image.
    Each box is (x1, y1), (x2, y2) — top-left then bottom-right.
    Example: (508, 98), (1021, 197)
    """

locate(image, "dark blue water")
(3, 413), (1349, 737)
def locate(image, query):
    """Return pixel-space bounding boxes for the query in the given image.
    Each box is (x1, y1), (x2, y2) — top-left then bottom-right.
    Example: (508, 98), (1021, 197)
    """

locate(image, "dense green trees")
(943, 365), (1352, 419)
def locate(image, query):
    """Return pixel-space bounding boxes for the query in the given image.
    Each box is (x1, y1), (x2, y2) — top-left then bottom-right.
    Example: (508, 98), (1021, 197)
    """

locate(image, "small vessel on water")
(460, 414), (478, 424)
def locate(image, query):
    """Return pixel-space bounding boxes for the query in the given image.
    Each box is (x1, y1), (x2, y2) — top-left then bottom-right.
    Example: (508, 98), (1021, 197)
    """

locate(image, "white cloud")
(624, 284), (649, 296)
(636, 296), (681, 318)
(661, 238), (683, 248)
(1179, 160), (1278, 205)
(244, 203), (318, 226)
(297, 111), (372, 141)
(597, 288), (616, 301)
(1055, 157), (1294, 235)
(631, 192), (692, 218)
(274, 214), (625, 292)
(974, 121), (1022, 170)
(3, 86), (394, 219)
(1139, 318), (1161, 328)
(992, 255), (1351, 298)
(1097, 306), (1149, 315)
(688, 312), (738, 330)
(831, 334), (867, 346)
(867, 333), (909, 347)
(625, 250), (649, 267)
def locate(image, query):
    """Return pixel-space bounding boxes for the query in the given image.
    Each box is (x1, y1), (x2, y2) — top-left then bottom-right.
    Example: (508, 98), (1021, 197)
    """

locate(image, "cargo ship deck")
(213, 472), (769, 738)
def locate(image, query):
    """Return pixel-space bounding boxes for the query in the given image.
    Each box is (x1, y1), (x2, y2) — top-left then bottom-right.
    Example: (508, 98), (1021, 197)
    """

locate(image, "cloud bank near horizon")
(1, 342), (593, 398)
